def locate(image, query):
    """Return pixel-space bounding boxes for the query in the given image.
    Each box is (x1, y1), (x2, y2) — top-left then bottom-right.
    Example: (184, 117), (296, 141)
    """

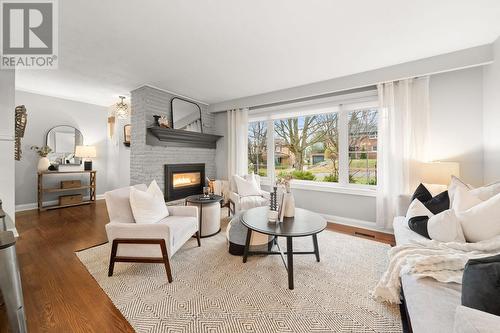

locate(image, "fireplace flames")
(173, 172), (200, 188)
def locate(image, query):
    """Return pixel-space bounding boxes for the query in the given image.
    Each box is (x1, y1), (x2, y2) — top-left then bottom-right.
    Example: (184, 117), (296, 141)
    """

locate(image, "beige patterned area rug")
(76, 226), (401, 333)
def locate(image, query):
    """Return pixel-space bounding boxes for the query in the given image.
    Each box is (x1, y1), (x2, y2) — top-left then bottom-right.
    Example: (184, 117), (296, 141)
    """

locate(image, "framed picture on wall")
(123, 124), (131, 147)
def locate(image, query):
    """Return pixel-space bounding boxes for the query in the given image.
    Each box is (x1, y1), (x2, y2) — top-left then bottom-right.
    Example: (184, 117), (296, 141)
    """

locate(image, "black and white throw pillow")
(411, 183), (450, 214)
(406, 184), (451, 239)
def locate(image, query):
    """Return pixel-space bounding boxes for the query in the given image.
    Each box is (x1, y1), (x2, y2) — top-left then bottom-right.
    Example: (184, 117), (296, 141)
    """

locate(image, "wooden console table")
(37, 170), (97, 211)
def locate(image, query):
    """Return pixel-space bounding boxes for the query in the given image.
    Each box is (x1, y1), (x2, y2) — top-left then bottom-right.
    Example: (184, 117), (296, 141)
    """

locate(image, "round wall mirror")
(46, 125), (84, 165)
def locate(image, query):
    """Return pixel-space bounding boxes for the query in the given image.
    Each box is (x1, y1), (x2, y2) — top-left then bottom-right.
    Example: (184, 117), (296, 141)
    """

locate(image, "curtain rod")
(248, 85), (377, 111)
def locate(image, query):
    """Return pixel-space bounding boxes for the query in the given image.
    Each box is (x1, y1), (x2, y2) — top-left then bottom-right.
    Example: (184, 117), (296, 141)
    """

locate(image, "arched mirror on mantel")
(46, 125), (84, 165)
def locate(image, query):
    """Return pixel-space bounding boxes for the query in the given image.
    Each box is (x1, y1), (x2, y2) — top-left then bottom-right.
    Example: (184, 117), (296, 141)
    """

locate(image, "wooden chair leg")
(108, 238), (174, 283)
(108, 239), (119, 277)
(159, 240), (173, 283)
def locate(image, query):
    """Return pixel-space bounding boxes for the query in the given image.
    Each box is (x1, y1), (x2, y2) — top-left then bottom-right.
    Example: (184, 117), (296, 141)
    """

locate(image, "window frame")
(248, 98), (378, 195)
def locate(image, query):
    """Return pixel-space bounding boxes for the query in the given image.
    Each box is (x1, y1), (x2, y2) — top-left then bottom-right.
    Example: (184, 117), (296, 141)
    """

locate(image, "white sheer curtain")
(227, 108), (249, 179)
(376, 77), (430, 229)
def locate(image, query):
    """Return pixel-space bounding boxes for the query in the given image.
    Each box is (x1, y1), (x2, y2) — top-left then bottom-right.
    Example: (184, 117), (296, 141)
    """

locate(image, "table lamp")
(419, 161), (460, 185)
(75, 145), (96, 171)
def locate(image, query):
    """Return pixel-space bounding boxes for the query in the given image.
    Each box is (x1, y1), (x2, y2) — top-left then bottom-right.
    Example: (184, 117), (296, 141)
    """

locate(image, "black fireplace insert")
(164, 163), (205, 201)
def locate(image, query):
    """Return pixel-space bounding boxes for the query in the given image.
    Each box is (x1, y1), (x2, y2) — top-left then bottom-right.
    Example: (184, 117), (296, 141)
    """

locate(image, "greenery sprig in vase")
(31, 145), (52, 171)
(30, 145), (52, 157)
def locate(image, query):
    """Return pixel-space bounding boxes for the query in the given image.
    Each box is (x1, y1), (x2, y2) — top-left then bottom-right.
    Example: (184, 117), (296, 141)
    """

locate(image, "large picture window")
(248, 104), (378, 188)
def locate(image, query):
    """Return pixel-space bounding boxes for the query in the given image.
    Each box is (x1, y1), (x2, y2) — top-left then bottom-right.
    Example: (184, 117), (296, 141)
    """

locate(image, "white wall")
(210, 44), (492, 112)
(106, 112), (131, 190)
(15, 91), (109, 207)
(0, 70), (16, 232)
(483, 37), (500, 184)
(429, 67), (484, 186)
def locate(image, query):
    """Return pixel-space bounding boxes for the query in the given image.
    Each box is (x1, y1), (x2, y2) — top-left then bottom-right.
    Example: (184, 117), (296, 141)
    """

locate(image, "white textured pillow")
(469, 181), (500, 201)
(427, 209), (465, 243)
(449, 176), (500, 207)
(245, 174), (262, 190)
(448, 176), (472, 204)
(453, 186), (483, 212)
(456, 192), (500, 242)
(234, 174), (261, 197)
(405, 199), (434, 223)
(130, 180), (169, 224)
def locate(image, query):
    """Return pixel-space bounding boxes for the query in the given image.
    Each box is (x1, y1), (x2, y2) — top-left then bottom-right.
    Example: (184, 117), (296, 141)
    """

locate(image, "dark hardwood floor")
(0, 201), (134, 333)
(0, 201), (394, 332)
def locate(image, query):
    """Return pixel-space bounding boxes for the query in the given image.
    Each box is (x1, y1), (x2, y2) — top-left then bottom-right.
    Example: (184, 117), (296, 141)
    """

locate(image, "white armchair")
(228, 174), (270, 213)
(104, 184), (199, 283)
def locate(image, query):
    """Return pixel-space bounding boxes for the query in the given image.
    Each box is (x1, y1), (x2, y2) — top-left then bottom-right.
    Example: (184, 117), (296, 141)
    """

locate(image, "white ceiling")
(15, 0), (500, 106)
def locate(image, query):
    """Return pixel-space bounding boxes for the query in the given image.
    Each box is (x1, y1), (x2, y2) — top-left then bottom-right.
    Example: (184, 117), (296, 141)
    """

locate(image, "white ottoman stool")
(186, 195), (222, 238)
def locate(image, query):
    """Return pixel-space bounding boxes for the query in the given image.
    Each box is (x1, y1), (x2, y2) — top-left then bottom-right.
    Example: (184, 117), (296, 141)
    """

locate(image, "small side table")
(185, 194), (223, 238)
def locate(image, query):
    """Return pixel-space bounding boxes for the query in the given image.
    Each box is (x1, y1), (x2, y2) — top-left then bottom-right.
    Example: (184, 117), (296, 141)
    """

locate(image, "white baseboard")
(16, 194), (105, 212)
(321, 213), (394, 235)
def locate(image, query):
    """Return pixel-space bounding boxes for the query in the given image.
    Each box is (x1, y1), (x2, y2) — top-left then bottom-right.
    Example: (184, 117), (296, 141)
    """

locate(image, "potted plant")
(31, 145), (52, 171)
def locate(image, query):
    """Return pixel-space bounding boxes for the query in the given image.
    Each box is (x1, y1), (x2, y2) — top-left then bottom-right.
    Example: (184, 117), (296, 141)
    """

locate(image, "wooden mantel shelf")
(147, 127), (222, 149)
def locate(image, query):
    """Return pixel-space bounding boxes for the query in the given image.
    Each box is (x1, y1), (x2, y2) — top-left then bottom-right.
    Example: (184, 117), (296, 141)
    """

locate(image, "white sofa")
(228, 174), (270, 213)
(104, 184), (199, 282)
(394, 195), (500, 333)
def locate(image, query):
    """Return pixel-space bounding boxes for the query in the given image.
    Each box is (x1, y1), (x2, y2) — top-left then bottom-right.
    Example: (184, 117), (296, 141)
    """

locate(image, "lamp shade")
(419, 162), (460, 185)
(75, 145), (96, 158)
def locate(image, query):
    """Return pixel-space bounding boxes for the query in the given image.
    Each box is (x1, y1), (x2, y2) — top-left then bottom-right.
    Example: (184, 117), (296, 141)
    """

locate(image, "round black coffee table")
(185, 194), (223, 238)
(241, 206), (327, 290)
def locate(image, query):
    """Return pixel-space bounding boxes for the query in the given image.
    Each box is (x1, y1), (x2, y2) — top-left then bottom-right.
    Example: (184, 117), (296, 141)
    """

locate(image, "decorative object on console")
(14, 105), (27, 161)
(123, 124), (131, 147)
(59, 194), (83, 206)
(75, 145), (96, 171)
(31, 145), (52, 171)
(114, 96), (129, 119)
(61, 180), (81, 189)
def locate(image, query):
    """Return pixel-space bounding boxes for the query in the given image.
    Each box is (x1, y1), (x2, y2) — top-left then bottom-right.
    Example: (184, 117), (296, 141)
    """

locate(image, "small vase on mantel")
(283, 192), (295, 217)
(37, 157), (50, 172)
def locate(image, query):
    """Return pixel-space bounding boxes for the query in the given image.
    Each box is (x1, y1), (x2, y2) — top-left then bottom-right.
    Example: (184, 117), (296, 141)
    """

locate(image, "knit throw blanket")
(372, 235), (500, 304)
